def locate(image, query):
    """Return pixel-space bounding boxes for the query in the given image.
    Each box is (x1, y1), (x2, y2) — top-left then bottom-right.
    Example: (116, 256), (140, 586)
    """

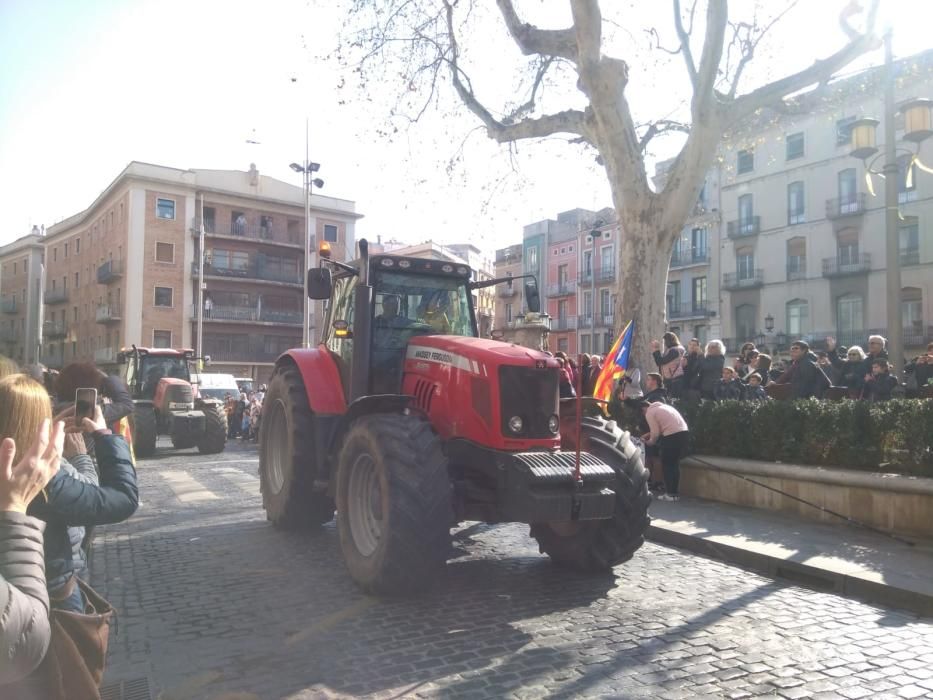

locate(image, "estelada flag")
(592, 320), (635, 403)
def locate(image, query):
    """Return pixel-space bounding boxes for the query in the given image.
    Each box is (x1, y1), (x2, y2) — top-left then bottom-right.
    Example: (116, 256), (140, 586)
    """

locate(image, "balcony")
(43, 320), (67, 338)
(597, 266), (616, 283)
(826, 193), (866, 219)
(192, 218), (303, 249)
(203, 334), (301, 363)
(192, 305), (303, 326)
(192, 261), (303, 286)
(722, 270), (764, 291)
(551, 316), (577, 331)
(596, 313), (614, 328)
(94, 347), (118, 364)
(822, 254), (871, 278)
(97, 259), (124, 284)
(1, 299), (15, 314)
(668, 302), (710, 320)
(727, 217), (761, 239)
(798, 327), (933, 350)
(670, 249), (709, 268)
(497, 285), (517, 298)
(547, 281), (577, 297)
(786, 261), (807, 281)
(95, 305), (122, 324)
(900, 250), (920, 266)
(578, 314), (593, 329)
(44, 288), (69, 305)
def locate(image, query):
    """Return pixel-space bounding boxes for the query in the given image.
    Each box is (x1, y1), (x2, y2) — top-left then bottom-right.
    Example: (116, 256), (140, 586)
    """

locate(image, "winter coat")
(862, 373), (898, 402)
(857, 350), (889, 384)
(558, 368), (576, 399)
(698, 354), (725, 398)
(779, 352), (831, 399)
(743, 385), (769, 402)
(683, 351), (702, 390)
(714, 379), (744, 402)
(28, 434), (138, 596)
(644, 387), (669, 404)
(828, 352), (866, 394)
(653, 346), (685, 381)
(0, 512), (50, 684)
(905, 355), (933, 392)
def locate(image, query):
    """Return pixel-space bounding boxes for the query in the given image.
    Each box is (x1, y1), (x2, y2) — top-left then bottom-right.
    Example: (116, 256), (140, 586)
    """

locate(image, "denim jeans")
(53, 583), (86, 613)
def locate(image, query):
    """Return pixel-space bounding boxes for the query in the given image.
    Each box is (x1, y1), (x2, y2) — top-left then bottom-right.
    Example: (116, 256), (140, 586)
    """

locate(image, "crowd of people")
(224, 386), (266, 442)
(0, 355), (139, 696)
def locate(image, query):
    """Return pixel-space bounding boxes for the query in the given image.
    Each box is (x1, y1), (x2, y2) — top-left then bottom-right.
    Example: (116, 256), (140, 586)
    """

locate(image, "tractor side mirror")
(524, 278), (541, 313)
(308, 268), (333, 300)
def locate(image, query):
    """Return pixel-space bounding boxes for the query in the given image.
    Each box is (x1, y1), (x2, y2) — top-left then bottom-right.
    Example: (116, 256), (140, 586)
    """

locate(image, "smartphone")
(74, 388), (98, 423)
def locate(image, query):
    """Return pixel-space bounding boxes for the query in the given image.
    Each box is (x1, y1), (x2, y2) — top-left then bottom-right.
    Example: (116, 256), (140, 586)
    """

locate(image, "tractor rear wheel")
(197, 404), (227, 454)
(336, 414), (452, 595)
(132, 405), (157, 459)
(531, 414), (650, 571)
(259, 366), (334, 529)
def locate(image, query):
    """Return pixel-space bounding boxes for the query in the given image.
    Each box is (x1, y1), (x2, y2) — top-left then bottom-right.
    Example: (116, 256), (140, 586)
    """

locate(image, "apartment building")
(717, 50), (933, 354)
(547, 224), (579, 355)
(0, 228), (45, 365)
(492, 244), (523, 331)
(40, 161), (359, 380)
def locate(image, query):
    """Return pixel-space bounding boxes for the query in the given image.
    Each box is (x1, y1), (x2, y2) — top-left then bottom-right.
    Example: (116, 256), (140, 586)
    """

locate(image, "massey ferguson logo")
(413, 349), (453, 363)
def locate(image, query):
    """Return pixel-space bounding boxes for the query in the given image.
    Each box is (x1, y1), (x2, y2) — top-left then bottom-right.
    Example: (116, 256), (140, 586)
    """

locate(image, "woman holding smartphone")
(0, 374), (138, 613)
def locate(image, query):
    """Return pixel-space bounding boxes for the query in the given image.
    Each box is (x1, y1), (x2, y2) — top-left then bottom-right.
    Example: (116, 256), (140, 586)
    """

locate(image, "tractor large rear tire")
(531, 415), (650, 571)
(197, 405), (227, 454)
(132, 405), (157, 459)
(336, 414), (452, 595)
(259, 366), (334, 529)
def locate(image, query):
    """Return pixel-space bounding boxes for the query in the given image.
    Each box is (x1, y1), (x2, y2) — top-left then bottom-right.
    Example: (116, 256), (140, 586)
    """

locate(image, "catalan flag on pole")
(592, 320), (635, 403)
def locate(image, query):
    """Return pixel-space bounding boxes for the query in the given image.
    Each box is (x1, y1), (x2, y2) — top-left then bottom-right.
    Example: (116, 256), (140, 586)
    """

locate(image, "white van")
(193, 373), (240, 401)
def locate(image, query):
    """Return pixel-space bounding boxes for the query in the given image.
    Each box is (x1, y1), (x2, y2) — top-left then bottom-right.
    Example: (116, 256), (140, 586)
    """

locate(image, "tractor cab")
(120, 349), (193, 400)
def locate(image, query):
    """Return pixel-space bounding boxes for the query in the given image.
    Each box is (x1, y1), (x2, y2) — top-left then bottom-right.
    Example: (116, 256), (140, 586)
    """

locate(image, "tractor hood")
(405, 335), (559, 373)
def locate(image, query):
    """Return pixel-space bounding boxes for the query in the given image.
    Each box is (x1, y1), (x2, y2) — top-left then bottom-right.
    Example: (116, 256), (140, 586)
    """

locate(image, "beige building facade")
(0, 229), (45, 365)
(36, 161), (360, 380)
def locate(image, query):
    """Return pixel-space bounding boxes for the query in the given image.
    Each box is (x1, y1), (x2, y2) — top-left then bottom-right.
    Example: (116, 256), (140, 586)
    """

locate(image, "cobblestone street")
(93, 441), (933, 700)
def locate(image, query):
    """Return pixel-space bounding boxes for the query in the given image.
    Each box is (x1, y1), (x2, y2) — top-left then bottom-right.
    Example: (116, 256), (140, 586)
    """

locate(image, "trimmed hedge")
(676, 399), (933, 477)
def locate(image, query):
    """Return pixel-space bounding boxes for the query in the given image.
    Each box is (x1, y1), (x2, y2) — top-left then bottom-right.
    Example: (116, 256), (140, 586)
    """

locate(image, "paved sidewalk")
(648, 496), (933, 616)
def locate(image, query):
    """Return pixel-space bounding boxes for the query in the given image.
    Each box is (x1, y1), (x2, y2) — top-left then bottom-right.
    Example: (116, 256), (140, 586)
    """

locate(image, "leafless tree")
(339, 0), (880, 371)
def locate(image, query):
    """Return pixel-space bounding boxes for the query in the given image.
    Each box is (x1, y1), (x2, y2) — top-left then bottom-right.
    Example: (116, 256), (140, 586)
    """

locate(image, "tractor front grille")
(165, 383), (194, 405)
(498, 365), (558, 439)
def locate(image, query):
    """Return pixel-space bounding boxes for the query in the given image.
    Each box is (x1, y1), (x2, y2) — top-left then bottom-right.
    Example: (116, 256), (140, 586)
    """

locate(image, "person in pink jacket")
(631, 399), (689, 502)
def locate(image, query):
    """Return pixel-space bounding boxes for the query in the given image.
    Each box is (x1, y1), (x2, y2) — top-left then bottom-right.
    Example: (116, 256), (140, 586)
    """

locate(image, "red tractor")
(259, 240), (649, 594)
(118, 346), (228, 458)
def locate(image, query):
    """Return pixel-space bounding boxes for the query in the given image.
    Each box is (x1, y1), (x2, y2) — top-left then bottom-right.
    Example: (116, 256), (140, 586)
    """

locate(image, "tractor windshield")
(138, 356), (190, 399)
(372, 271), (476, 338)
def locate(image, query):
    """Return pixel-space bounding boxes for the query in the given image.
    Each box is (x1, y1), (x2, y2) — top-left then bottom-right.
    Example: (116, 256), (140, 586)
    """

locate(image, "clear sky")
(1, 0), (930, 254)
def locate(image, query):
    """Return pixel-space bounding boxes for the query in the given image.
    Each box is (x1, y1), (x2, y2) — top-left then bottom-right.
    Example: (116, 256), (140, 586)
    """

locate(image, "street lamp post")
(290, 160), (324, 347)
(847, 32), (932, 377)
(588, 222), (603, 352)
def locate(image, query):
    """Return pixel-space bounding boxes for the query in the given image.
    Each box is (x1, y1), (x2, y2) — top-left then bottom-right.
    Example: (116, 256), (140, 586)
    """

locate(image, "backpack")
(660, 346), (686, 380)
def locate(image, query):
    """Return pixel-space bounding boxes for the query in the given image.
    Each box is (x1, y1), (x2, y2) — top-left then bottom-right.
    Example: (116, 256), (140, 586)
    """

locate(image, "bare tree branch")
(495, 0), (578, 60)
(443, 0), (591, 145)
(728, 1), (801, 98)
(570, 0), (602, 70)
(672, 0), (699, 89)
(638, 120), (692, 151)
(694, 0), (728, 105)
(502, 56), (555, 124)
(645, 27), (682, 56)
(729, 0), (881, 123)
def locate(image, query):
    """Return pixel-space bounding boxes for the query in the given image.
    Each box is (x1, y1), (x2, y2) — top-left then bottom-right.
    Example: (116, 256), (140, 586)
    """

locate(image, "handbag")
(9, 577), (114, 700)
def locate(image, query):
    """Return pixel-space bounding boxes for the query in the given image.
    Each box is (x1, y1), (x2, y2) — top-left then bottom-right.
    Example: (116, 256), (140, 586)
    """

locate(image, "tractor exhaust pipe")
(350, 238), (372, 402)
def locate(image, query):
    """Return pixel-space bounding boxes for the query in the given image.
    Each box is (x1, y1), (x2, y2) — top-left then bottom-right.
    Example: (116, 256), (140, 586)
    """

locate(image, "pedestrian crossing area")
(150, 460), (261, 504)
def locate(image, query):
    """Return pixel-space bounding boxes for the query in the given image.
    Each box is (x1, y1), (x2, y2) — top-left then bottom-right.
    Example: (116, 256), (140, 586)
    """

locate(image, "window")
(787, 237), (807, 279)
(582, 250), (592, 279)
(155, 242), (175, 263)
(582, 291), (593, 322)
(787, 182), (805, 224)
(837, 240), (859, 266)
(203, 207), (216, 233)
(899, 218), (919, 265)
(581, 334), (591, 354)
(557, 299), (568, 321)
(153, 330), (172, 348)
(74, 272), (79, 288)
(73, 307), (78, 322)
(691, 227), (708, 260)
(557, 337), (569, 353)
(569, 245), (574, 252)
(600, 245), (613, 274)
(324, 224), (338, 242)
(64, 243), (69, 258)
(260, 215), (274, 238)
(154, 287), (173, 307)
(737, 149), (754, 174)
(786, 300), (809, 336)
(735, 305), (756, 344)
(692, 277), (707, 310)
(737, 252), (755, 280)
(898, 154), (917, 203)
(560, 247), (565, 254)
(527, 246), (538, 271)
(600, 289), (611, 317)
(156, 198), (176, 220)
(667, 280), (682, 311)
(211, 249), (251, 273)
(838, 169), (857, 208)
(53, 248), (57, 262)
(836, 116), (857, 146)
(505, 303), (512, 323)
(786, 132), (804, 160)
(903, 288), (923, 336)
(836, 294), (863, 335)
(76, 238), (80, 254)
(557, 264), (568, 286)
(738, 194), (754, 232)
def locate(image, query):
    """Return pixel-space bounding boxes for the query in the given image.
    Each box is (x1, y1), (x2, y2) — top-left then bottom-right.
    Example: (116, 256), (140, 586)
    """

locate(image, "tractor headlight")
(547, 414), (560, 434)
(508, 415), (524, 434)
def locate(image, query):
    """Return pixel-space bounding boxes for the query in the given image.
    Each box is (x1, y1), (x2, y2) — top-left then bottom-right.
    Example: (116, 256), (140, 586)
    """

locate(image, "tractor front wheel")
(531, 414), (650, 571)
(336, 414), (452, 595)
(132, 405), (157, 459)
(259, 366), (334, 529)
(197, 404), (227, 454)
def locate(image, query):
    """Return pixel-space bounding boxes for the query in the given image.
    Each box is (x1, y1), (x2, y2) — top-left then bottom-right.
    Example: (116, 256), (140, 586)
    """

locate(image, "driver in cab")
(375, 294), (412, 328)
(419, 292), (452, 334)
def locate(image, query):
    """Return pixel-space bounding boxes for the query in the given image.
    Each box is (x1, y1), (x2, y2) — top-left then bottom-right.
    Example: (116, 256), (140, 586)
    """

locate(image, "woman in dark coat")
(829, 345), (868, 398)
(682, 338), (703, 400)
(698, 340), (726, 400)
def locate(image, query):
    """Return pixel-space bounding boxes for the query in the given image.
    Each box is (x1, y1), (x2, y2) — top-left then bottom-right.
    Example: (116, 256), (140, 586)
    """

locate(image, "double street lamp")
(290, 161), (324, 347)
(846, 31), (932, 376)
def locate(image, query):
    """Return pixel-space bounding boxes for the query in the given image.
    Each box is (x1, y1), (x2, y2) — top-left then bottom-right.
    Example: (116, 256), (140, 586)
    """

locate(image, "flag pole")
(574, 353), (583, 483)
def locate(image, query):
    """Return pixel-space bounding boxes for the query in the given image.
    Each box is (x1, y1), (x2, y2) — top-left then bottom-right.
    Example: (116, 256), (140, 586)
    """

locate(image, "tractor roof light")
(319, 241), (332, 259)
